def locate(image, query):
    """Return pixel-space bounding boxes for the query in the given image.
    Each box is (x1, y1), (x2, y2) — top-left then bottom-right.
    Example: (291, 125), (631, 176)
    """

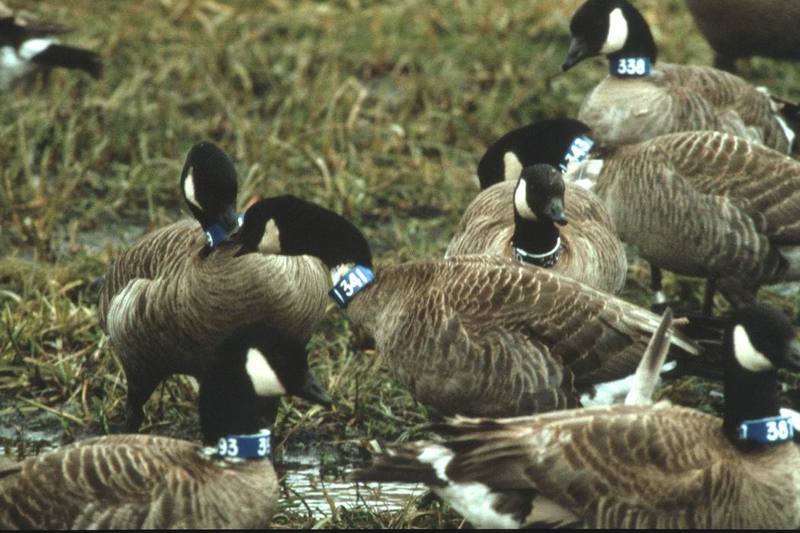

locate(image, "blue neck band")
(329, 265), (375, 308)
(560, 135), (595, 173)
(205, 212), (245, 248)
(738, 415), (794, 444)
(610, 56), (652, 78)
(216, 428), (271, 459)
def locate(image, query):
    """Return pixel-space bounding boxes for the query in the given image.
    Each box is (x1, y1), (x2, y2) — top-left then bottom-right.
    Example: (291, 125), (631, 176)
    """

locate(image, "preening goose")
(239, 195), (699, 418)
(446, 122), (626, 294)
(0, 2), (101, 90)
(0, 323), (332, 529)
(98, 143), (329, 431)
(562, 0), (796, 153)
(686, 0), (800, 72)
(353, 303), (800, 529)
(566, 129), (800, 313)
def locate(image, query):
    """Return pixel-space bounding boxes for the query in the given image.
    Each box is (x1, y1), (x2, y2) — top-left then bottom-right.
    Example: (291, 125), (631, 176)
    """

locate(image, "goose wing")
(441, 256), (697, 384)
(420, 406), (761, 528)
(98, 219), (202, 331)
(378, 297), (580, 417)
(649, 131), (800, 244)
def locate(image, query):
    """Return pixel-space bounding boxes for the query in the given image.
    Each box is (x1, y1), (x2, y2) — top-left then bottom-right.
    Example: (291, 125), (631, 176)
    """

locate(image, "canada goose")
(562, 0), (796, 154)
(98, 143), (329, 431)
(565, 129), (800, 314)
(353, 303), (800, 529)
(446, 122), (626, 294)
(0, 2), (102, 90)
(238, 195), (699, 418)
(686, 0), (800, 72)
(0, 322), (332, 529)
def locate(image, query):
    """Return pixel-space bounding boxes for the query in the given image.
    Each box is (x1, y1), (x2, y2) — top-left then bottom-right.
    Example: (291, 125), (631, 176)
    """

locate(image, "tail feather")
(772, 95), (800, 149)
(31, 44), (102, 78)
(625, 308), (673, 406)
(350, 444), (446, 487)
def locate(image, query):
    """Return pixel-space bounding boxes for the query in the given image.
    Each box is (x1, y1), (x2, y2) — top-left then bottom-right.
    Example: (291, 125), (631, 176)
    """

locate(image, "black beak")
(297, 371), (333, 408)
(546, 198), (568, 226)
(562, 37), (591, 72)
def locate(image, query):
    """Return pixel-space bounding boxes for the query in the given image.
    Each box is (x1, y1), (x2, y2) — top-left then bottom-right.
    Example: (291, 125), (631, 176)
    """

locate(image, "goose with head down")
(235, 195), (699, 418)
(353, 303), (800, 529)
(98, 142), (329, 431)
(0, 322), (332, 529)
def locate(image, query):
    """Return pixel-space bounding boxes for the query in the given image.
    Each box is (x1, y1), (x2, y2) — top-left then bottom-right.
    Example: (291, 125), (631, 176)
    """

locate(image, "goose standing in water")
(0, 323), (332, 529)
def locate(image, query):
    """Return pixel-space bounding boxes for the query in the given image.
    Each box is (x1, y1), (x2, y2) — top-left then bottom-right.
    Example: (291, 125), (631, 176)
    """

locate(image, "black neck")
(237, 195), (373, 269)
(511, 212), (560, 257)
(722, 356), (782, 448)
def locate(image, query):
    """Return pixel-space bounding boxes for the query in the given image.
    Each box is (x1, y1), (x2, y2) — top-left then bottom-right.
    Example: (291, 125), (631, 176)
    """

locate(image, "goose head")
(477, 119), (594, 189)
(199, 323), (332, 445)
(180, 141), (240, 248)
(722, 303), (800, 443)
(234, 194), (373, 273)
(513, 165), (568, 226)
(562, 0), (657, 71)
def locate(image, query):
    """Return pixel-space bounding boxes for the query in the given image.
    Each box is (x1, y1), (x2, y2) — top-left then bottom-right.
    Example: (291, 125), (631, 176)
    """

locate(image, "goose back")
(98, 218), (329, 425)
(445, 180), (627, 294)
(359, 406), (800, 528)
(0, 434), (278, 529)
(581, 131), (800, 286)
(344, 255), (697, 417)
(579, 63), (793, 153)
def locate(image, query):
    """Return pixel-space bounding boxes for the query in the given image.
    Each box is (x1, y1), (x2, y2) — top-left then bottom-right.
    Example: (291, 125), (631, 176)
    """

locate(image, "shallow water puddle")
(278, 451), (423, 516)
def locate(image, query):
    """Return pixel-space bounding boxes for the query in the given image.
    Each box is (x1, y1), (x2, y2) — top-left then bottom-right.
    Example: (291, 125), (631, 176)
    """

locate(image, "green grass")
(2, 0), (800, 528)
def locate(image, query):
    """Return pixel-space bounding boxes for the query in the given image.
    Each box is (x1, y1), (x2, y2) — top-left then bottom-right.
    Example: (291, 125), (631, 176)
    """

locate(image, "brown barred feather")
(97, 219), (329, 426)
(579, 63), (793, 153)
(361, 406), (800, 528)
(344, 255), (698, 417)
(0, 434), (278, 529)
(582, 131), (800, 295)
(445, 181), (627, 294)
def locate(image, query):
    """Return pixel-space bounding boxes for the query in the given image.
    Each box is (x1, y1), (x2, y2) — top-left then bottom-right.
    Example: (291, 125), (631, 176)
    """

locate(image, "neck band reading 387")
(738, 415), (794, 444)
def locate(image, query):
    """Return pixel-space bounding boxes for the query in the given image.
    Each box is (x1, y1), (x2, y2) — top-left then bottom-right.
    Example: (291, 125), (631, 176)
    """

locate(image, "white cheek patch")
(245, 348), (287, 396)
(503, 151), (523, 182)
(733, 325), (774, 372)
(514, 178), (537, 220)
(182, 169), (202, 210)
(258, 219), (281, 254)
(600, 7), (628, 54)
